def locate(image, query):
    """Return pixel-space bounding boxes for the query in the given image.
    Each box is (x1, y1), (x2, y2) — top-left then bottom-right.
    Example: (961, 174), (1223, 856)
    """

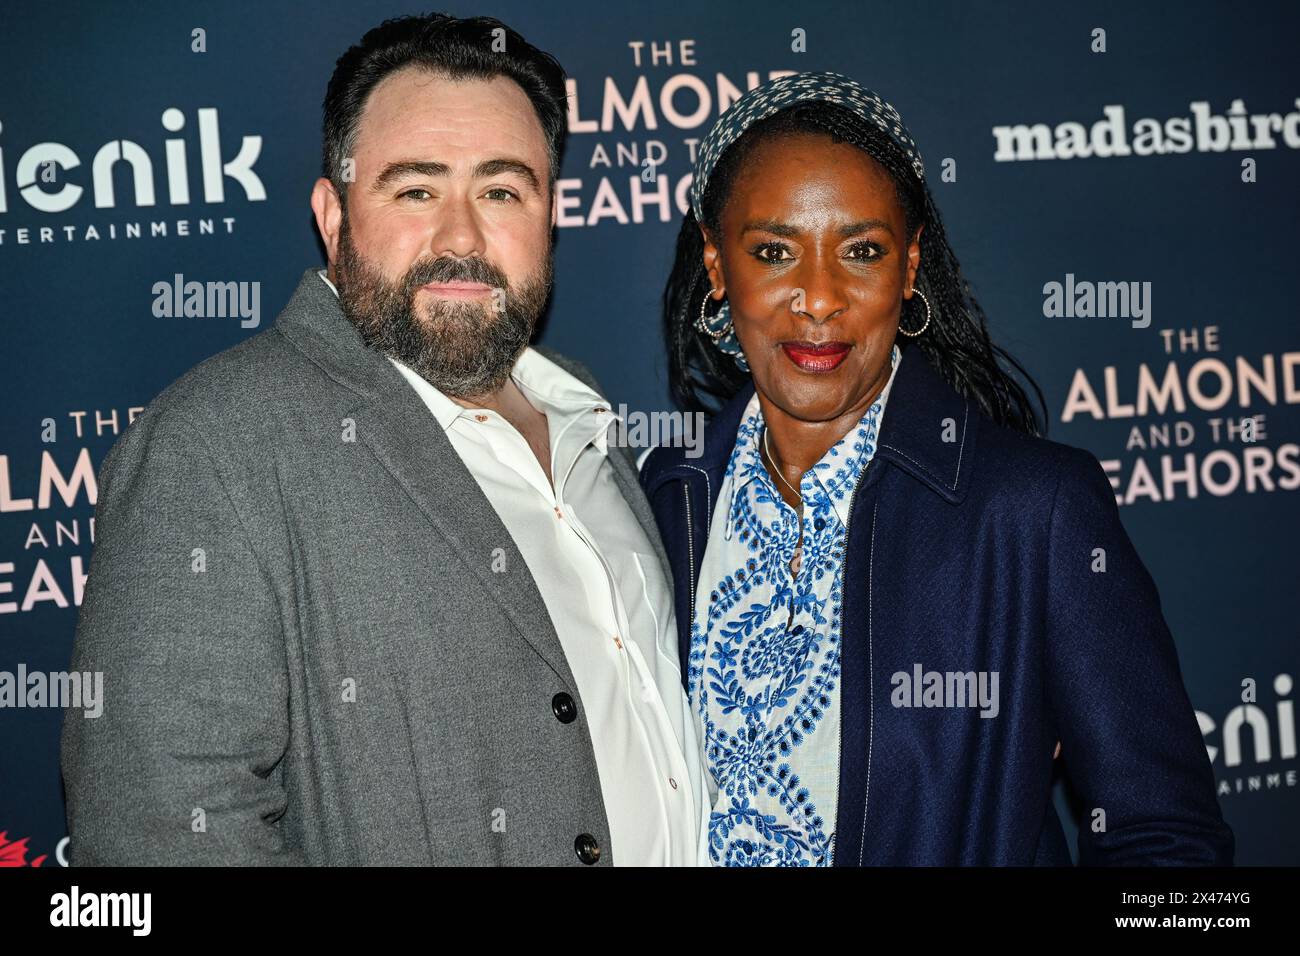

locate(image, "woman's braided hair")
(664, 99), (1047, 437)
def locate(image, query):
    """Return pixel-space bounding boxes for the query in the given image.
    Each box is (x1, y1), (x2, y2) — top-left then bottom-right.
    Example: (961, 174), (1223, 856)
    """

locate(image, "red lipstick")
(780, 340), (851, 372)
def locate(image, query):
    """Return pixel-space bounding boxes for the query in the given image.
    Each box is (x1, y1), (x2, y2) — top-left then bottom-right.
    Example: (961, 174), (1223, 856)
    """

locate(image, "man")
(62, 13), (708, 866)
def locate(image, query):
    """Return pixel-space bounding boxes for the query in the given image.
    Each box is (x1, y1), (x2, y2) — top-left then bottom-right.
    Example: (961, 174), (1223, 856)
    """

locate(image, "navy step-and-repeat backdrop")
(1, 0), (1296, 866)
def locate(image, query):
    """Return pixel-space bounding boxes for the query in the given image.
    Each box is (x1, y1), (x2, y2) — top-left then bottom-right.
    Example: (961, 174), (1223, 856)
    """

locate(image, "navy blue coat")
(640, 344), (1234, 866)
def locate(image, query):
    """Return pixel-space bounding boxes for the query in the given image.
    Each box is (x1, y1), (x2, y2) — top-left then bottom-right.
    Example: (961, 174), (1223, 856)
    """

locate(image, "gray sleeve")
(60, 405), (302, 865)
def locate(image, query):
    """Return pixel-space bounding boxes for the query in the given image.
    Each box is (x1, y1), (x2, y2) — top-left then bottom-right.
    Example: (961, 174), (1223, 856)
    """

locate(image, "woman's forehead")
(722, 137), (902, 226)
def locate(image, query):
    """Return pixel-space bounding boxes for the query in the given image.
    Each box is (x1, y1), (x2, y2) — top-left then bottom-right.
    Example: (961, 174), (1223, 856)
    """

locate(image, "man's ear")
(311, 177), (343, 266)
(700, 224), (724, 297)
(550, 188), (558, 230)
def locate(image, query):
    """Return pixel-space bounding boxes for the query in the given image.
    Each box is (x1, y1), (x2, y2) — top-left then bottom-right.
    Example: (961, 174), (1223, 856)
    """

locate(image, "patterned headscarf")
(690, 71), (926, 371)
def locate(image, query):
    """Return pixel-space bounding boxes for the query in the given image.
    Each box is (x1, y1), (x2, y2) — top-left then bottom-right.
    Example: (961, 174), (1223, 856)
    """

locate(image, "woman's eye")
(753, 242), (792, 263)
(845, 241), (882, 261)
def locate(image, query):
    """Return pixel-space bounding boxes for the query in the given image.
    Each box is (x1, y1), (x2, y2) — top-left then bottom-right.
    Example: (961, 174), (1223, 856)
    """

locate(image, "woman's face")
(702, 132), (923, 426)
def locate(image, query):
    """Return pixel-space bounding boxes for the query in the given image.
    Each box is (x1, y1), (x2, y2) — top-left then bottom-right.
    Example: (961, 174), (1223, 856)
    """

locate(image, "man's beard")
(333, 214), (552, 398)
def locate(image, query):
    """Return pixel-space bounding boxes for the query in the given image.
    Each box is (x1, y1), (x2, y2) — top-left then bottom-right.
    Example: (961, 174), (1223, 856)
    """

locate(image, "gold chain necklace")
(762, 425), (803, 502)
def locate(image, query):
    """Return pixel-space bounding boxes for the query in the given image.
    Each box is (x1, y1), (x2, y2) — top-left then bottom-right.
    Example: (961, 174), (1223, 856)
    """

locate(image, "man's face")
(313, 69), (556, 398)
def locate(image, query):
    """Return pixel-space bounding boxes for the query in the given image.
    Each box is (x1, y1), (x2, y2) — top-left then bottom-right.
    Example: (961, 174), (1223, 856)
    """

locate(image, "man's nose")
(427, 193), (487, 260)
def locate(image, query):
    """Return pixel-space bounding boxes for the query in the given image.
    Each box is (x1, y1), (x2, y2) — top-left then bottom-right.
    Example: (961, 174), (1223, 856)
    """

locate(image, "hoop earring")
(696, 289), (731, 343)
(899, 286), (931, 337)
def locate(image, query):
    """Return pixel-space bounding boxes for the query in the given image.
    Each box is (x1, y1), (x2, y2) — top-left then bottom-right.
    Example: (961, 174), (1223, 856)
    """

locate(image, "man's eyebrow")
(370, 161), (450, 193)
(473, 158), (542, 194)
(741, 217), (895, 238)
(369, 158), (543, 195)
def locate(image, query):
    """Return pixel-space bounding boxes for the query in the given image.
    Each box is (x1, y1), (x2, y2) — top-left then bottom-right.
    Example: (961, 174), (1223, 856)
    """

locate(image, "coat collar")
(872, 343), (978, 504)
(273, 268), (393, 401)
(271, 268), (584, 686)
(649, 342), (979, 506)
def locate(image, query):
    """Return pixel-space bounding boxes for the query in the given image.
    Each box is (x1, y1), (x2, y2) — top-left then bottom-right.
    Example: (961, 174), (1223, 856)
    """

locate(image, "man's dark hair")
(322, 12), (568, 198)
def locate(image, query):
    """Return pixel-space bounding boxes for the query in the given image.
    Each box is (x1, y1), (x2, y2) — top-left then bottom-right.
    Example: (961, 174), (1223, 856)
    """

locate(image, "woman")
(640, 72), (1233, 866)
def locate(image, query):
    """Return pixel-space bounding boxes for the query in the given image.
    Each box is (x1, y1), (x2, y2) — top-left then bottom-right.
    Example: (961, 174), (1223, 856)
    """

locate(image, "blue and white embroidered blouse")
(689, 343), (903, 866)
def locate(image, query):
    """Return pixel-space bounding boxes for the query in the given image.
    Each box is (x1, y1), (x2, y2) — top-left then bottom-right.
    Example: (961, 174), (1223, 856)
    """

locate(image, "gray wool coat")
(61, 268), (681, 866)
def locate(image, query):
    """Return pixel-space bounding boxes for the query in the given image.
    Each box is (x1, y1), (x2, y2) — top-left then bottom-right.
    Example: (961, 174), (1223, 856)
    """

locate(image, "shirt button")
(593, 407), (607, 414)
(613, 635), (623, 650)
(669, 777), (678, 790)
(474, 414), (488, 423)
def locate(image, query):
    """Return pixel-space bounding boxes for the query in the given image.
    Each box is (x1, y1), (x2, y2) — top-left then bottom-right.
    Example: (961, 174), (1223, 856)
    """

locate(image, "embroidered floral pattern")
(689, 345), (899, 866)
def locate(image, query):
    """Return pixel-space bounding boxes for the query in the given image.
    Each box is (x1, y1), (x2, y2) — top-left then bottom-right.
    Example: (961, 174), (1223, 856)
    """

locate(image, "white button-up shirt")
(317, 271), (708, 865)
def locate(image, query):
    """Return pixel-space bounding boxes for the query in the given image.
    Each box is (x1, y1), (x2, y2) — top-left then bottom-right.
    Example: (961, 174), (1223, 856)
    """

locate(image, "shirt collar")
(317, 268), (339, 297)
(316, 269), (617, 449)
(725, 342), (903, 529)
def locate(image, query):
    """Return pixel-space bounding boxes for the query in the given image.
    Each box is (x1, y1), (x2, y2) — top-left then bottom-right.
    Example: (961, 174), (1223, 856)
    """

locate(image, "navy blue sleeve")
(1043, 447), (1234, 866)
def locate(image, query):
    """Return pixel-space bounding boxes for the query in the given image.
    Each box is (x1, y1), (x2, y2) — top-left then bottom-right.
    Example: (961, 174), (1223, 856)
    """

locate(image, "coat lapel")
(871, 346), (980, 504)
(833, 344), (981, 864)
(272, 269), (579, 687)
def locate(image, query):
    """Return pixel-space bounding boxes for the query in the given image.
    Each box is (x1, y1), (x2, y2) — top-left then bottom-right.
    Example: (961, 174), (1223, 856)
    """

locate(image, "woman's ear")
(700, 224), (725, 298)
(904, 221), (925, 295)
